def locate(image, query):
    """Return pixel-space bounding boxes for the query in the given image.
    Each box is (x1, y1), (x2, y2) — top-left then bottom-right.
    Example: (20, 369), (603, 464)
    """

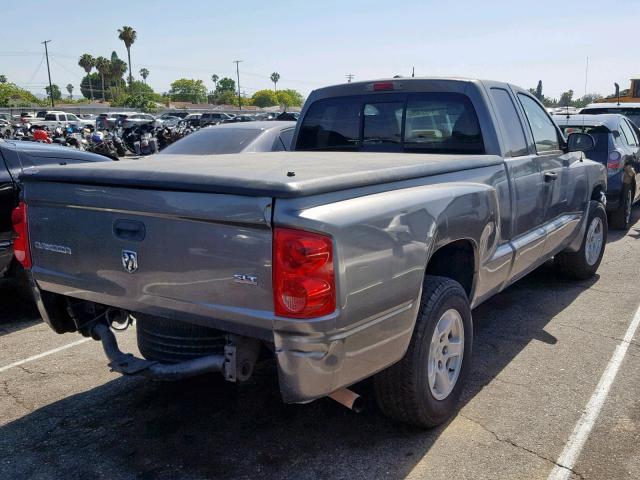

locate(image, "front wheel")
(374, 275), (472, 428)
(555, 200), (607, 280)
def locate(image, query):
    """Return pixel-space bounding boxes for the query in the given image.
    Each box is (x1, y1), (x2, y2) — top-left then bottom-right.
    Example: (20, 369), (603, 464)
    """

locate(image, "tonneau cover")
(20, 151), (502, 198)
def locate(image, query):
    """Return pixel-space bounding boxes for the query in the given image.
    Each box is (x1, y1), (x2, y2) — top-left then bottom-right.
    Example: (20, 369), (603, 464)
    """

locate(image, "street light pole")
(233, 60), (243, 110)
(42, 40), (54, 108)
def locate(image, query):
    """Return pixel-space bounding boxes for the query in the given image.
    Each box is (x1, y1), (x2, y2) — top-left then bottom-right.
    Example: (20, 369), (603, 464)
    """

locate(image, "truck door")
(489, 87), (546, 281)
(516, 93), (579, 256)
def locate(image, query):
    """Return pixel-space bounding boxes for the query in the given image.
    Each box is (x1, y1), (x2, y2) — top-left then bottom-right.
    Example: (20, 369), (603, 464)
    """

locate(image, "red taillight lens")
(273, 228), (335, 318)
(373, 82), (394, 91)
(11, 202), (31, 269)
(607, 151), (622, 170)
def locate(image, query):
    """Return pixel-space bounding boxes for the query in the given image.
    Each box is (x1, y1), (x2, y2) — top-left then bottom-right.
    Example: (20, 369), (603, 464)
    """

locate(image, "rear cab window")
(296, 93), (484, 154)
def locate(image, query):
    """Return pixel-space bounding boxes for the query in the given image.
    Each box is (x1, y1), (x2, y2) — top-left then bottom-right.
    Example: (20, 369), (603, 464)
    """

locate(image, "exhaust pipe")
(91, 322), (226, 381)
(328, 388), (364, 413)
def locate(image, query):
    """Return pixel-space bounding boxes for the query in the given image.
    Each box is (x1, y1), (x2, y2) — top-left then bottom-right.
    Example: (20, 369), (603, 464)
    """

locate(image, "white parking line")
(0, 338), (90, 374)
(548, 304), (640, 480)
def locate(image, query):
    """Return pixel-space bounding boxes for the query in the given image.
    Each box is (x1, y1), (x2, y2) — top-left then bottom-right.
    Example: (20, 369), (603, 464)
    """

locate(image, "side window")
(67, 114), (78, 121)
(58, 114), (67, 121)
(517, 94), (560, 153)
(490, 88), (529, 157)
(279, 128), (295, 150)
(620, 120), (637, 146)
(618, 122), (632, 146)
(271, 136), (285, 151)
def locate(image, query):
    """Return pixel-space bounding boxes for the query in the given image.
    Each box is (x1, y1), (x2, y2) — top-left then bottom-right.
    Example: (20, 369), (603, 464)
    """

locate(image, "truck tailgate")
(25, 182), (274, 339)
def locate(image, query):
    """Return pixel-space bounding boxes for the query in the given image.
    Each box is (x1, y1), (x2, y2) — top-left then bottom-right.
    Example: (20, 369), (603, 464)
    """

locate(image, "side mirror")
(567, 132), (595, 152)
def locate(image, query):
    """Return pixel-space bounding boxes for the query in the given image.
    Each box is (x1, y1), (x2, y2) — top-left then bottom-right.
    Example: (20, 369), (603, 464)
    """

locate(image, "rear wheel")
(555, 200), (607, 280)
(373, 275), (472, 428)
(610, 186), (633, 230)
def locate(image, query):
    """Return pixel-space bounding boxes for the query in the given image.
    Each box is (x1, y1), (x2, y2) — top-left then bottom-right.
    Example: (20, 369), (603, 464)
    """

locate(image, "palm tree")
(66, 84), (74, 100)
(78, 54), (95, 99)
(117, 26), (137, 88)
(270, 72), (280, 92)
(109, 57), (128, 98)
(0, 75), (7, 84)
(95, 57), (110, 101)
(211, 74), (219, 89)
(139, 68), (149, 84)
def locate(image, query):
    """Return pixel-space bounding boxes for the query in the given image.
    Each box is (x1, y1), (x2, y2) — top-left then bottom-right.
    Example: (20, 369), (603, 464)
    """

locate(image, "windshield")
(161, 127), (263, 155)
(296, 93), (484, 154)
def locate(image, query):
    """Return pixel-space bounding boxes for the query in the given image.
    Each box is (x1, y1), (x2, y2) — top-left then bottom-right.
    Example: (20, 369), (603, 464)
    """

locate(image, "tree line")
(529, 80), (603, 108)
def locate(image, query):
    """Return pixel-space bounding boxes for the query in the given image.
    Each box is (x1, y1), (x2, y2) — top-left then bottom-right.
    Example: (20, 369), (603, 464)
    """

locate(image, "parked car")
(17, 78), (605, 429)
(32, 111), (95, 131)
(122, 113), (157, 129)
(0, 139), (111, 283)
(554, 113), (640, 229)
(159, 112), (189, 120)
(199, 112), (234, 126)
(0, 113), (12, 122)
(158, 121), (296, 155)
(581, 102), (640, 128)
(96, 112), (132, 130)
(182, 113), (202, 128)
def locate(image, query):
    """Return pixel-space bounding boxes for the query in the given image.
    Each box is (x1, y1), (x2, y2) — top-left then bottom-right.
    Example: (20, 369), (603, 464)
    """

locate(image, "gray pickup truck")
(15, 78), (607, 427)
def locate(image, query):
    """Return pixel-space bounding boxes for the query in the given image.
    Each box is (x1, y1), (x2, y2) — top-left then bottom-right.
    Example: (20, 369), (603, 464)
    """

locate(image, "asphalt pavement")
(1, 210), (640, 479)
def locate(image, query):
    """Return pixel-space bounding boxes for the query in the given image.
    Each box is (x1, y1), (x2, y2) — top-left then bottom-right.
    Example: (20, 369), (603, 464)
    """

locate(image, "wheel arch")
(424, 239), (477, 300)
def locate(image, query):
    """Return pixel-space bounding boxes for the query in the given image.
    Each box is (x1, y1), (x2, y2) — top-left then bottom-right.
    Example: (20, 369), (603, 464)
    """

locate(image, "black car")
(199, 112), (234, 127)
(554, 113), (640, 229)
(0, 140), (111, 282)
(182, 113), (202, 128)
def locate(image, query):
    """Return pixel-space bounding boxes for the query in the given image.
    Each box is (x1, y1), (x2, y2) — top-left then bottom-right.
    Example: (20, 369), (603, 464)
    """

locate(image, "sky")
(1, 0), (639, 101)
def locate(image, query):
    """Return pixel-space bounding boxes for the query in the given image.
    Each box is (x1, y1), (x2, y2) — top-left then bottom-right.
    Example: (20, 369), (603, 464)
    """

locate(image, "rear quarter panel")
(273, 163), (507, 401)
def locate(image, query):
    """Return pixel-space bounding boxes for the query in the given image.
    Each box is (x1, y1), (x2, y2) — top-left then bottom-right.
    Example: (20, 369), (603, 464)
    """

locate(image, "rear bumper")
(273, 300), (419, 403)
(31, 273), (418, 404)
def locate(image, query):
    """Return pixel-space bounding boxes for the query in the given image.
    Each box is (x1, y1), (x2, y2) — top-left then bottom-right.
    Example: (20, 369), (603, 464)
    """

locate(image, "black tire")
(555, 200), (607, 280)
(610, 186), (633, 230)
(136, 315), (226, 364)
(373, 275), (472, 428)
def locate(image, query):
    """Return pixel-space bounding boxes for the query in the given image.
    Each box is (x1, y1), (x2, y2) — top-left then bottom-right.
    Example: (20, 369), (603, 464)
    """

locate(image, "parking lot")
(0, 209), (637, 480)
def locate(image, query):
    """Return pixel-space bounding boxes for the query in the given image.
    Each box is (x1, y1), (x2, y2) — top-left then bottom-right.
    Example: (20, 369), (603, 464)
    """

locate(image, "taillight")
(11, 202), (31, 269)
(273, 228), (335, 318)
(607, 151), (622, 170)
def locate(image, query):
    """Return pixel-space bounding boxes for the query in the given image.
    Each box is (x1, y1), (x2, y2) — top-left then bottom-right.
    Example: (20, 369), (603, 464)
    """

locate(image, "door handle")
(544, 171), (558, 182)
(113, 219), (146, 241)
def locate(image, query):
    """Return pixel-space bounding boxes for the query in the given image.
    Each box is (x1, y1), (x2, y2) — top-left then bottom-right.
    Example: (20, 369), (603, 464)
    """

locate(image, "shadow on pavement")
(0, 277), (39, 336)
(0, 260), (600, 479)
(607, 205), (640, 243)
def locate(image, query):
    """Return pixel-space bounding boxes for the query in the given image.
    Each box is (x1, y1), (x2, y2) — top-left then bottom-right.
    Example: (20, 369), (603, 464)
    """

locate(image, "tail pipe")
(91, 323), (226, 381)
(328, 388), (364, 413)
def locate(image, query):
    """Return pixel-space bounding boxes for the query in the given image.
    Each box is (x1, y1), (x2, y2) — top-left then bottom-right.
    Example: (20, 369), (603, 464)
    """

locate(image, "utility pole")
(346, 74), (355, 83)
(584, 56), (589, 97)
(233, 60), (243, 110)
(42, 40), (54, 108)
(412, 66), (415, 78)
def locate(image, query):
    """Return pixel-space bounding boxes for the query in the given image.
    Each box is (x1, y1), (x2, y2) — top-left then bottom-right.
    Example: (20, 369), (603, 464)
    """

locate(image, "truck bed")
(21, 151), (502, 198)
